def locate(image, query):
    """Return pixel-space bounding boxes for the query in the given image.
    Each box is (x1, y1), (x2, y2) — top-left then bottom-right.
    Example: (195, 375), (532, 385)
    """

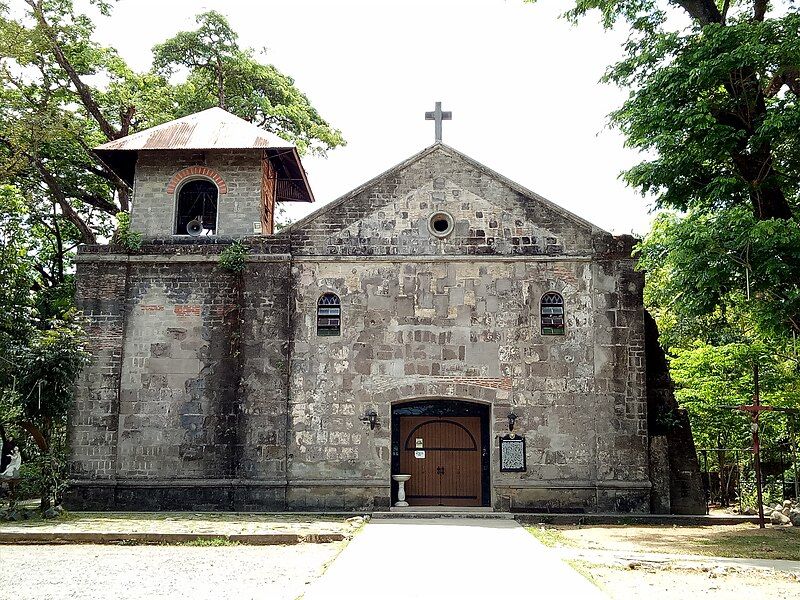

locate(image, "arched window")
(541, 292), (565, 335)
(317, 293), (341, 336)
(175, 179), (218, 235)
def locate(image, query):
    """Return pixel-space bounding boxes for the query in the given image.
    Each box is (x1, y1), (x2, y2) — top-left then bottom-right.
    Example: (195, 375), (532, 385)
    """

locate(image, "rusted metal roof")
(95, 107), (295, 151)
(93, 107), (314, 202)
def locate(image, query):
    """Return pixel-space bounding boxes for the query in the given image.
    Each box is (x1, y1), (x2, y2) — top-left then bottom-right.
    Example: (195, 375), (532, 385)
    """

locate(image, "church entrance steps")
(373, 508), (513, 520)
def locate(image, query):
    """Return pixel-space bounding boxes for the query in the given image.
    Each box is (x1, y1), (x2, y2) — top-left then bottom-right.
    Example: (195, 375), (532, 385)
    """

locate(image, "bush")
(113, 211), (142, 251)
(218, 241), (248, 273)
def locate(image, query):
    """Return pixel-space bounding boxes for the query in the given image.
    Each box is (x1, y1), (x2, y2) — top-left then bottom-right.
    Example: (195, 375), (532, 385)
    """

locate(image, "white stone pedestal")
(392, 474), (411, 507)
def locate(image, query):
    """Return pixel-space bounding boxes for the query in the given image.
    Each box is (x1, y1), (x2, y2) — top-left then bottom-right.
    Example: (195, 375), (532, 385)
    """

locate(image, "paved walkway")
(302, 518), (605, 600)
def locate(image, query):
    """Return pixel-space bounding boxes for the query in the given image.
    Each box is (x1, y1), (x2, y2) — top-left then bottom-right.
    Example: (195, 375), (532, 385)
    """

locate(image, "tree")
(532, 1), (800, 336)
(539, 1), (799, 221)
(153, 11), (344, 156)
(0, 1), (345, 296)
(0, 184), (89, 510)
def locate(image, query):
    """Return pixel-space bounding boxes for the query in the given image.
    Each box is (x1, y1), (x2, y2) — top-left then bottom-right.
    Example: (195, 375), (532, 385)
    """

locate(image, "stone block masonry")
(131, 150), (263, 238)
(67, 144), (659, 512)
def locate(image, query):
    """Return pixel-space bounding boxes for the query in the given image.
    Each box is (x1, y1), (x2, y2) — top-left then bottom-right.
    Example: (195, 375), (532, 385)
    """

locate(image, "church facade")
(67, 108), (698, 513)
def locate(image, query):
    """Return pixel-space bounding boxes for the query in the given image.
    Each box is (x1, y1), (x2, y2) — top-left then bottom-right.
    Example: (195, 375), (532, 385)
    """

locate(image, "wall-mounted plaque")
(499, 435), (526, 472)
(414, 450), (425, 459)
(415, 438), (424, 448)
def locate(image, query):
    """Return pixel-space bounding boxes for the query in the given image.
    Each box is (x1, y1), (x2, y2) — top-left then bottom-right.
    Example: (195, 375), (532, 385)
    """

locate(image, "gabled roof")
(93, 107), (313, 202)
(284, 143), (607, 234)
(95, 107), (294, 151)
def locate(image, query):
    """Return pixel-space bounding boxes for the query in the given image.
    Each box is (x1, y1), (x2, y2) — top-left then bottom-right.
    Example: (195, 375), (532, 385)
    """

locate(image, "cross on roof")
(425, 101), (452, 143)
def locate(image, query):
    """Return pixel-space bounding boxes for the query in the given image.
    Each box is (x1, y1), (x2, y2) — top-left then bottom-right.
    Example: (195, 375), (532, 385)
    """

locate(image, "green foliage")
(608, 14), (800, 220)
(218, 241), (248, 273)
(112, 211), (142, 251)
(538, 0), (800, 455)
(152, 11), (345, 156)
(638, 210), (800, 342)
(178, 537), (241, 547)
(13, 322), (90, 426)
(534, 0), (800, 336)
(0, 185), (35, 343)
(670, 341), (800, 448)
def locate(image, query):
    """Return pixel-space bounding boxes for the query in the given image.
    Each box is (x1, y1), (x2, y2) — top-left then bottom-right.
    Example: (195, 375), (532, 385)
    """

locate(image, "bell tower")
(94, 107), (314, 239)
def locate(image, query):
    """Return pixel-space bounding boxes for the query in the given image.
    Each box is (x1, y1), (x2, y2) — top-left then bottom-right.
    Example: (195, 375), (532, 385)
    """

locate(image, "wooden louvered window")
(317, 293), (341, 336)
(541, 292), (565, 335)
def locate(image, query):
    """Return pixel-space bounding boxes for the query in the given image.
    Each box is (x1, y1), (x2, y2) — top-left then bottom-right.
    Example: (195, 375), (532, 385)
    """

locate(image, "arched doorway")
(391, 400), (490, 507)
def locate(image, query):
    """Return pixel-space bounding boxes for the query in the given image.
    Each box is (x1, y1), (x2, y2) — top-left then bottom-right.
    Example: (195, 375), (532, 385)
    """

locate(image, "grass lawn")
(527, 524), (800, 562)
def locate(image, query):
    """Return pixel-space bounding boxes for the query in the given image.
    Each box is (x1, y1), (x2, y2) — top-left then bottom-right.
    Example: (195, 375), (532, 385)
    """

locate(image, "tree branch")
(76, 193), (118, 215)
(671, 0), (723, 24)
(34, 161), (96, 244)
(24, 0), (120, 141)
(765, 69), (800, 98)
(753, 0), (768, 22)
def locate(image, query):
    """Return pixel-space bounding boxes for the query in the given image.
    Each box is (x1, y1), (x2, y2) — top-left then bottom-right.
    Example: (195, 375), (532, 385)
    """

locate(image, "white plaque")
(414, 450), (425, 459)
(415, 438), (424, 448)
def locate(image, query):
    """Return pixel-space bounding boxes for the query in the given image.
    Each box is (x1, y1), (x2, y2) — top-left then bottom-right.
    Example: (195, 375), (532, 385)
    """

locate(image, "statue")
(0, 447), (21, 479)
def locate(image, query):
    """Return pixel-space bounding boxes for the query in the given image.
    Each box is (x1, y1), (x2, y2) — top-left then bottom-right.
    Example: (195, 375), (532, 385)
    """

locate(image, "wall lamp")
(360, 409), (378, 430)
(507, 412), (518, 431)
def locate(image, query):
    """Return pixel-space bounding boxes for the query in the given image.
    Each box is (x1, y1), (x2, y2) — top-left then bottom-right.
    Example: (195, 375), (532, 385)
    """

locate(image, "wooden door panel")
(399, 417), (439, 504)
(398, 415), (482, 507)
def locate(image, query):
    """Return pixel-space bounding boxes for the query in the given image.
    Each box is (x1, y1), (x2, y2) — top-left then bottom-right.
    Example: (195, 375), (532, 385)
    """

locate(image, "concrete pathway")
(302, 518), (605, 600)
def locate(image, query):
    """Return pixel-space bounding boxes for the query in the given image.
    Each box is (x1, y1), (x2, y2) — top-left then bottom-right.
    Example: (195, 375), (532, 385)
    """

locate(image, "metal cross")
(425, 101), (452, 143)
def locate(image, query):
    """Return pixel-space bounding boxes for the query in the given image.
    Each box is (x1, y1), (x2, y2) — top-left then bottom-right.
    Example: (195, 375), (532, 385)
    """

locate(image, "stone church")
(67, 107), (703, 513)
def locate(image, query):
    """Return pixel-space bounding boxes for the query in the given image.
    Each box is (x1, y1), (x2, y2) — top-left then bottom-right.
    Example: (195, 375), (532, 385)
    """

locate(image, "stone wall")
(284, 145), (597, 258)
(644, 311), (705, 514)
(68, 143), (653, 512)
(130, 150), (263, 238)
(286, 253), (649, 512)
(67, 250), (291, 510)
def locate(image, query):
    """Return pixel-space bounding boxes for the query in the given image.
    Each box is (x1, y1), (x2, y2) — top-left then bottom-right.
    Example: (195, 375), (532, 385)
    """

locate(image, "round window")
(428, 212), (454, 238)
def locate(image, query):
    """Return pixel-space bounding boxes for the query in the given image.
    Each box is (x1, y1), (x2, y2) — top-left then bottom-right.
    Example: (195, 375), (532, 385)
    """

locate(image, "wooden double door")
(398, 416), (483, 507)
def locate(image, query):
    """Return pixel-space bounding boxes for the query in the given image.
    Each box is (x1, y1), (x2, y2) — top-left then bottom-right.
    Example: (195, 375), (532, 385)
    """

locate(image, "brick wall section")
(236, 261), (291, 482)
(69, 259), (128, 483)
(131, 150), (263, 238)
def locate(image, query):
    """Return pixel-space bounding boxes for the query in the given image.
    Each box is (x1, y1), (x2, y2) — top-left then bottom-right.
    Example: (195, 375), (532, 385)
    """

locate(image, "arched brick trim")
(371, 380), (506, 406)
(166, 166), (228, 195)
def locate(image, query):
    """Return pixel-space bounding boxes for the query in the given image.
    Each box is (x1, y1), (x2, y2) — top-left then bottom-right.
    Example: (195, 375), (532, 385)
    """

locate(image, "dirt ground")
(529, 524), (800, 599)
(0, 542), (345, 600)
(0, 510), (359, 537)
(573, 561), (800, 600)
(554, 523), (800, 561)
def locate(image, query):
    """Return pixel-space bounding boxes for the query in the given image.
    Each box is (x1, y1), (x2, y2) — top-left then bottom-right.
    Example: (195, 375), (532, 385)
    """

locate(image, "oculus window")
(317, 293), (341, 336)
(175, 179), (218, 236)
(428, 212), (454, 238)
(541, 292), (565, 335)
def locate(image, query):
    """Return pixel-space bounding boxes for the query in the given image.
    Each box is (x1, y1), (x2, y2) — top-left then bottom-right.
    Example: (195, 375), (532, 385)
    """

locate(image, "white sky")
(92, 0), (657, 235)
